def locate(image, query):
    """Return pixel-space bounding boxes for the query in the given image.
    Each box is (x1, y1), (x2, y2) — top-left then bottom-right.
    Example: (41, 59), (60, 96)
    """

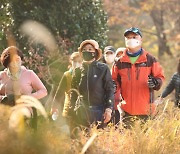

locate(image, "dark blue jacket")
(162, 72), (180, 105)
(71, 61), (114, 109)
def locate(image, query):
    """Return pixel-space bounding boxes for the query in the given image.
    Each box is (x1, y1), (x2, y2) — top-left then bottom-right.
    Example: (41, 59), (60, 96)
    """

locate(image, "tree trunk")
(150, 9), (173, 58)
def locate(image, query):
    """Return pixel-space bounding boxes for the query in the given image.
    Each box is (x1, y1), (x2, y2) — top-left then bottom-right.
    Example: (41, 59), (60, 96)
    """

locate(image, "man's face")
(125, 32), (142, 51)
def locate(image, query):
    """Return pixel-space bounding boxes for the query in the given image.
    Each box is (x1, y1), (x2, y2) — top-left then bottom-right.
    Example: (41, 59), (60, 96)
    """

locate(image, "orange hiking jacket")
(112, 49), (165, 115)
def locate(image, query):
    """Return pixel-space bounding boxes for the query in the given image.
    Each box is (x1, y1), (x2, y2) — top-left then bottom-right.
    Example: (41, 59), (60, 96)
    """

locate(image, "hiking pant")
(122, 112), (149, 129)
(88, 105), (104, 124)
(114, 110), (120, 125)
(77, 105), (105, 128)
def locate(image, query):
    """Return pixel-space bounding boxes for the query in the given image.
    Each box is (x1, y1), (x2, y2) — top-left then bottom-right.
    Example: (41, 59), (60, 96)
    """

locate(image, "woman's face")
(9, 54), (22, 70)
(72, 56), (82, 69)
(81, 44), (96, 62)
(82, 44), (96, 53)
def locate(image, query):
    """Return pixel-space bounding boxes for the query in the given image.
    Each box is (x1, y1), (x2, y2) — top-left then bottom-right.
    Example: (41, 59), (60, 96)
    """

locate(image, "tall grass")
(0, 100), (179, 154)
(84, 103), (180, 154)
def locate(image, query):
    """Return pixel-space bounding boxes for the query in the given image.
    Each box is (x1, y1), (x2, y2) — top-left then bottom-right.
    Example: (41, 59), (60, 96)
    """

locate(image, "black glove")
(148, 75), (159, 89)
(1, 94), (15, 106)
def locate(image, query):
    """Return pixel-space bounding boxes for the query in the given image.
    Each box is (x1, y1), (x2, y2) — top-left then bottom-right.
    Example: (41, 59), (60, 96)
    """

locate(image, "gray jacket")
(162, 72), (180, 104)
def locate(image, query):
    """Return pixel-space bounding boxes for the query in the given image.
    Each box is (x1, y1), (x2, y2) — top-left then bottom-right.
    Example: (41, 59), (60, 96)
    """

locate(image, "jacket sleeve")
(51, 73), (68, 109)
(0, 72), (5, 101)
(0, 72), (4, 95)
(161, 74), (175, 98)
(30, 70), (48, 99)
(151, 59), (165, 90)
(103, 66), (114, 109)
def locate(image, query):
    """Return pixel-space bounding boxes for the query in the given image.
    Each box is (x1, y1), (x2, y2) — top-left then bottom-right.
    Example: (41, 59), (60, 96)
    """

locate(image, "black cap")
(124, 27), (142, 37)
(104, 46), (116, 54)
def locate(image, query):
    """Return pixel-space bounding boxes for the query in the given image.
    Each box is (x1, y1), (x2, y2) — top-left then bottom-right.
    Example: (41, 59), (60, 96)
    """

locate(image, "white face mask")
(72, 62), (82, 69)
(9, 61), (21, 69)
(125, 39), (141, 49)
(104, 54), (115, 64)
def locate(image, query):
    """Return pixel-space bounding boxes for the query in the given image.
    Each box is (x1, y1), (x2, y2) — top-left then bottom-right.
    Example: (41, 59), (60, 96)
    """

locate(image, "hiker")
(0, 46), (47, 129)
(112, 27), (165, 127)
(70, 39), (114, 128)
(155, 59), (180, 108)
(0, 46), (47, 105)
(113, 47), (126, 125)
(51, 52), (82, 117)
(102, 46), (116, 72)
(114, 47), (126, 62)
(51, 52), (82, 135)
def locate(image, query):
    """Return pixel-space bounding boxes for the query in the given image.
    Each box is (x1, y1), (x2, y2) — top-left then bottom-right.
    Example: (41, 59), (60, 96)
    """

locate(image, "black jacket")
(71, 61), (114, 109)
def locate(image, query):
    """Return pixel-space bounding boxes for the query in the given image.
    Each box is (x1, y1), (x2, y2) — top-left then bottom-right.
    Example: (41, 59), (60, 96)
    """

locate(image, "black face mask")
(82, 51), (96, 61)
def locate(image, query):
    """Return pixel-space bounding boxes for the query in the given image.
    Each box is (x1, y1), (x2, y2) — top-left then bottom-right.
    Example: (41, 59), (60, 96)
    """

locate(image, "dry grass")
(86, 104), (180, 154)
(0, 100), (179, 154)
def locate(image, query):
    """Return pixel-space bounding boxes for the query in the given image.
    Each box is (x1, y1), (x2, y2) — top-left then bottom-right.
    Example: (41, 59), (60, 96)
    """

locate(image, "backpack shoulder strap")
(63, 71), (73, 93)
(71, 68), (81, 90)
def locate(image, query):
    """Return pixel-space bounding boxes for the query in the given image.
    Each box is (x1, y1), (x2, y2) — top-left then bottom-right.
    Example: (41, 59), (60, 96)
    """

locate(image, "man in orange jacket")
(112, 27), (165, 127)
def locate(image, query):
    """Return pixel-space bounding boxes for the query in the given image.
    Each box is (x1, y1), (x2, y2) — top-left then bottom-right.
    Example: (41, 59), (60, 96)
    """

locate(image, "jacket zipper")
(136, 66), (140, 80)
(87, 65), (90, 105)
(131, 64), (133, 113)
(127, 67), (131, 80)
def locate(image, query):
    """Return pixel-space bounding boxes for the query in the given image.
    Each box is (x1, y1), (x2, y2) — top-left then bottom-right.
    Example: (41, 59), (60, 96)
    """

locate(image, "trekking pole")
(148, 75), (153, 119)
(149, 88), (153, 119)
(117, 94), (126, 124)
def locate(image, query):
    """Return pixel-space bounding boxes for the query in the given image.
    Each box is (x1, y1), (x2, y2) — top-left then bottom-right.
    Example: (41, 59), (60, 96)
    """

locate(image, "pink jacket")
(0, 66), (47, 99)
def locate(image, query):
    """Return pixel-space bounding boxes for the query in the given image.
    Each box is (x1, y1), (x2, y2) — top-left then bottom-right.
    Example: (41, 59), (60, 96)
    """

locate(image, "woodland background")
(0, 1), (179, 153)
(0, 0), (179, 99)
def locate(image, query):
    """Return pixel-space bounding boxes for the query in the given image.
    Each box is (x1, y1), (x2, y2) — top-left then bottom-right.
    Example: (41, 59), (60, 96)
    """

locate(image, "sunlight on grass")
(0, 100), (179, 153)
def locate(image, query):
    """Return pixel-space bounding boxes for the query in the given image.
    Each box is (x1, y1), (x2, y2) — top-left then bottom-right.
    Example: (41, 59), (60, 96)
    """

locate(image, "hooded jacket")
(71, 61), (114, 110)
(161, 72), (180, 104)
(112, 49), (165, 115)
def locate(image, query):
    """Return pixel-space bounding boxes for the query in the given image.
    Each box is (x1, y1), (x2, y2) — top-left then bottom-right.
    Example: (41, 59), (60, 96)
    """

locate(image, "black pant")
(122, 112), (149, 129)
(175, 100), (180, 108)
(114, 110), (120, 125)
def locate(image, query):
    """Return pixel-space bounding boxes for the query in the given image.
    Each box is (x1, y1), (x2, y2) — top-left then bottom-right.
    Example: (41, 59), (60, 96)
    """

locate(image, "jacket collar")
(121, 49), (148, 64)
(83, 60), (97, 66)
(5, 66), (27, 73)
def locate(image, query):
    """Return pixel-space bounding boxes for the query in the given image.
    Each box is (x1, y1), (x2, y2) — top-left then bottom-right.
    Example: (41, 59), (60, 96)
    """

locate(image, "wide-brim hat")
(78, 39), (102, 61)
